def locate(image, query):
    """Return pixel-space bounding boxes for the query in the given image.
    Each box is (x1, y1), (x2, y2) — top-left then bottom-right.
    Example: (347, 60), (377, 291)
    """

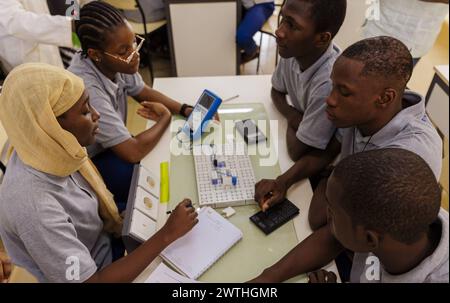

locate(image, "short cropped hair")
(300, 0), (347, 38)
(332, 148), (441, 244)
(341, 36), (414, 88)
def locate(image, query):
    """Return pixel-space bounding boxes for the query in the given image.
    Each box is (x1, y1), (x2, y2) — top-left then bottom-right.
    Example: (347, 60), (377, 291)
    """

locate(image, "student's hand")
(254, 179), (287, 212)
(183, 107), (221, 122)
(161, 199), (198, 243)
(0, 252), (12, 283)
(184, 106), (193, 118)
(246, 272), (275, 283)
(137, 102), (171, 122)
(213, 112), (220, 122)
(308, 270), (337, 283)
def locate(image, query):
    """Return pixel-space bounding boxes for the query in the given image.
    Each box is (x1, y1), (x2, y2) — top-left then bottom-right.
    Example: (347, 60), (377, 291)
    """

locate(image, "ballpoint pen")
(166, 202), (194, 214)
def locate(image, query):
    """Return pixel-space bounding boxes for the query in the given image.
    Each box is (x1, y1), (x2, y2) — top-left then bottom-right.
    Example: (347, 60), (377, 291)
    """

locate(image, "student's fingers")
(308, 272), (318, 283)
(138, 106), (157, 116)
(326, 271), (337, 283)
(262, 193), (283, 212)
(141, 102), (166, 117)
(186, 207), (195, 214)
(137, 108), (158, 119)
(180, 199), (192, 208)
(141, 101), (157, 107)
(3, 261), (11, 281)
(188, 211), (198, 220)
(0, 262), (5, 282)
(136, 110), (152, 120)
(316, 270), (327, 282)
(184, 107), (193, 117)
(254, 180), (267, 202)
(255, 180), (274, 202)
(147, 102), (170, 116)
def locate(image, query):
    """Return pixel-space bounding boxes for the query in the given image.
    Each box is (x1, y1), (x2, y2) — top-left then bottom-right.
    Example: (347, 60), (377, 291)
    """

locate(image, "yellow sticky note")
(160, 162), (170, 203)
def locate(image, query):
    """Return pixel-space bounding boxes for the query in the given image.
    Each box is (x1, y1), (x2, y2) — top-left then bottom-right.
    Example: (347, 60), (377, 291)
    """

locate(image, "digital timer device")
(182, 89), (222, 140)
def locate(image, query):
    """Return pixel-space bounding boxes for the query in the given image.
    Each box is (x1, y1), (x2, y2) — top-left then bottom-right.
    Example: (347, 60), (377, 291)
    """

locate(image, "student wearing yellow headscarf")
(0, 63), (197, 283)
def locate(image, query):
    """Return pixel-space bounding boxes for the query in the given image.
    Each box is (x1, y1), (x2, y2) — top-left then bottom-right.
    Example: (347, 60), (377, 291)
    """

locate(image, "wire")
(175, 128), (194, 151)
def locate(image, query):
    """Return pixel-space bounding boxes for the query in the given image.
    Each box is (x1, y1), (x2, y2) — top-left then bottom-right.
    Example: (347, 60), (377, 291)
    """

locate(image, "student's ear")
(376, 88), (397, 108)
(315, 32), (332, 48)
(365, 230), (381, 250)
(87, 48), (104, 63)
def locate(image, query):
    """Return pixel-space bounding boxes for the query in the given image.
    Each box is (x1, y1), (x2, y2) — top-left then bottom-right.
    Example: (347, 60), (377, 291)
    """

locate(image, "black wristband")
(180, 103), (193, 117)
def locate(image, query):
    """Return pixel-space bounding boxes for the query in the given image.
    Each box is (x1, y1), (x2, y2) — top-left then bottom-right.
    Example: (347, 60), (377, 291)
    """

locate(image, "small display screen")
(199, 93), (214, 108)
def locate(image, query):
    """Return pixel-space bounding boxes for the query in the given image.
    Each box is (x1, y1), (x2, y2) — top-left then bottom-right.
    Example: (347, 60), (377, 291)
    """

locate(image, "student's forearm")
(278, 149), (334, 188)
(132, 115), (171, 160)
(271, 88), (293, 119)
(286, 125), (311, 162)
(85, 229), (173, 283)
(112, 114), (171, 163)
(279, 137), (340, 188)
(253, 225), (344, 283)
(136, 88), (182, 115)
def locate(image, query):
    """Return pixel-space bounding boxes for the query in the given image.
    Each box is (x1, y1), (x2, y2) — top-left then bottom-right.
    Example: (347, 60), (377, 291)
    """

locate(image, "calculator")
(250, 199), (300, 235)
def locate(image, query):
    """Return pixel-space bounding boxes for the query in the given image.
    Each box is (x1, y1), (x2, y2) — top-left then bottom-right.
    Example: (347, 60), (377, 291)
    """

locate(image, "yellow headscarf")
(0, 63), (123, 236)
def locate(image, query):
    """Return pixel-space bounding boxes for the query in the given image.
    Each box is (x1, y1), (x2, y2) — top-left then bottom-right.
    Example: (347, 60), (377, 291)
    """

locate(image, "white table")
(134, 75), (339, 282)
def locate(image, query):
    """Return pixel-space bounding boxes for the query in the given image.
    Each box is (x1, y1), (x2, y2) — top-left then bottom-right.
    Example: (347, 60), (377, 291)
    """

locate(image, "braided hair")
(75, 1), (126, 57)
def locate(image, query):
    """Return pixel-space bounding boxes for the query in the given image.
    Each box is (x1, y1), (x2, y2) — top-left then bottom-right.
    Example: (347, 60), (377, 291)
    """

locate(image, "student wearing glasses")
(68, 2), (193, 213)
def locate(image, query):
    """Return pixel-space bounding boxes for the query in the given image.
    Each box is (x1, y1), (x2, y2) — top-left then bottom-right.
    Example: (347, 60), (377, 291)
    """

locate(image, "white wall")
(334, 0), (367, 50)
(170, 2), (237, 77)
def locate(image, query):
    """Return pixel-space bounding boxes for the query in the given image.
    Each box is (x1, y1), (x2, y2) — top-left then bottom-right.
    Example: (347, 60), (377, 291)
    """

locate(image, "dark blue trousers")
(236, 3), (275, 55)
(92, 149), (135, 261)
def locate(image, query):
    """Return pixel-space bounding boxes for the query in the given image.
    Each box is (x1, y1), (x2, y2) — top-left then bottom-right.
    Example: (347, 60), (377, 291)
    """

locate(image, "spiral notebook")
(160, 207), (243, 279)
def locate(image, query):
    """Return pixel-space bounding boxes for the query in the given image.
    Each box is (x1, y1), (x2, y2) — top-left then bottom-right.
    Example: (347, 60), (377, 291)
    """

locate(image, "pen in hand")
(166, 201), (194, 214)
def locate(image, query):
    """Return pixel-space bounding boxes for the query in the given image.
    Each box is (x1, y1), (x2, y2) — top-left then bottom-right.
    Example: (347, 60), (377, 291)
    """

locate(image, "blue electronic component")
(209, 148), (240, 189)
(182, 90), (222, 141)
(211, 171), (219, 185)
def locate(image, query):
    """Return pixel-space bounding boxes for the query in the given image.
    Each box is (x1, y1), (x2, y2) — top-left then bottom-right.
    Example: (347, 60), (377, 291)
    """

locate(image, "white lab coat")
(363, 0), (449, 58)
(0, 0), (73, 71)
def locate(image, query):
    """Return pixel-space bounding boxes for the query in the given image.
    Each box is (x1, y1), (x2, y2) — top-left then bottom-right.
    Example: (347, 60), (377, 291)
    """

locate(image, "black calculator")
(250, 199), (300, 235)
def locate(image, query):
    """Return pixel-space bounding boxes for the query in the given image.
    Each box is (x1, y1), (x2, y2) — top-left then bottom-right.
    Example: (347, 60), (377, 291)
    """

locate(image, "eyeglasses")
(103, 35), (145, 64)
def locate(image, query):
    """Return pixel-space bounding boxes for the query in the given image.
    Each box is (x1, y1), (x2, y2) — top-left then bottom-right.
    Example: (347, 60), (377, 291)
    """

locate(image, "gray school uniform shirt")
(272, 43), (340, 150)
(336, 91), (442, 179)
(0, 153), (112, 283)
(350, 208), (449, 283)
(68, 53), (145, 158)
